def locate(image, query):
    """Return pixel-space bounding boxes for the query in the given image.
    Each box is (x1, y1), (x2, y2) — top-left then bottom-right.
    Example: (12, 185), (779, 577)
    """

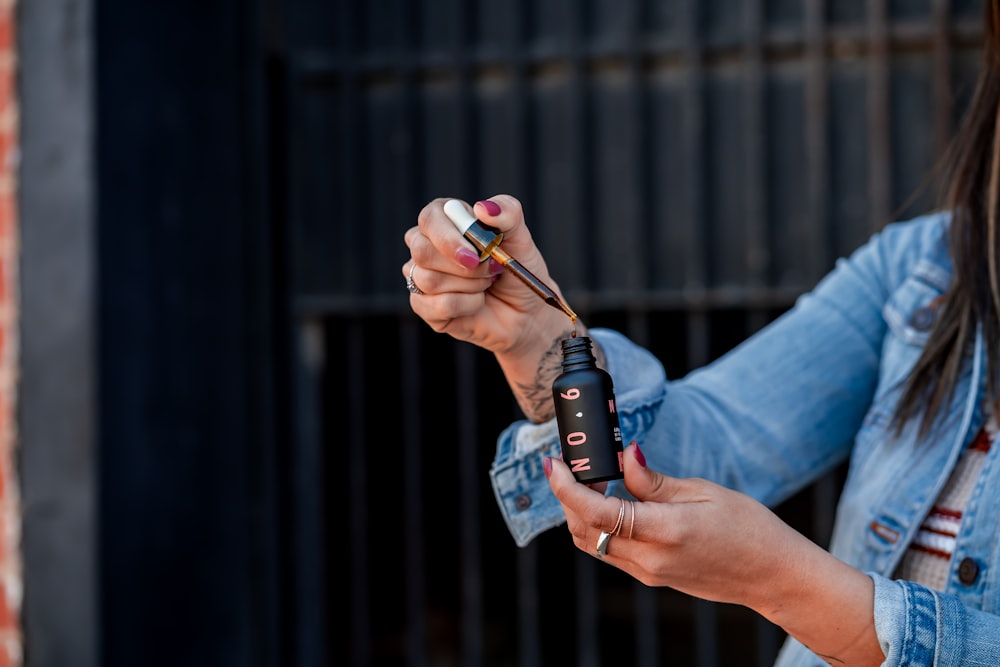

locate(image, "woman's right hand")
(403, 195), (576, 358)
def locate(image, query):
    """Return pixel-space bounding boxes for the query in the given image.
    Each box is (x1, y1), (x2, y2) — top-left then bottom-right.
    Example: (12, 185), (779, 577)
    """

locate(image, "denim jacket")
(489, 210), (1000, 666)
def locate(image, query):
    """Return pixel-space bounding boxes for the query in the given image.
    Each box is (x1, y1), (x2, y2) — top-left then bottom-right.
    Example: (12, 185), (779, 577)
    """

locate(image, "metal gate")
(281, 1), (985, 664)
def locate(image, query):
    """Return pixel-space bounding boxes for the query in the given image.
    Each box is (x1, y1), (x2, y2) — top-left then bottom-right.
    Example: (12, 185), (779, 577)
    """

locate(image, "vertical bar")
(455, 344), (485, 666)
(744, 0), (768, 334)
(615, 0), (649, 295)
(567, 0), (594, 290)
(575, 551), (601, 667)
(294, 318), (328, 666)
(336, 2), (362, 297)
(517, 544), (543, 667)
(812, 471), (841, 549)
(694, 601), (720, 667)
(804, 0), (830, 274)
(333, 0), (368, 653)
(19, 1), (97, 664)
(681, 0), (711, 371)
(517, 542), (542, 667)
(455, 2), (476, 194)
(347, 321), (371, 666)
(400, 319), (428, 667)
(931, 0), (953, 159)
(508, 0), (532, 203)
(867, 0), (892, 231)
(755, 615), (782, 667)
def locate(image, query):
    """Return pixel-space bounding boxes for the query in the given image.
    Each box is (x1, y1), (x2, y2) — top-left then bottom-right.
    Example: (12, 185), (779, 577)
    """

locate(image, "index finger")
(547, 455), (623, 535)
(414, 198), (488, 273)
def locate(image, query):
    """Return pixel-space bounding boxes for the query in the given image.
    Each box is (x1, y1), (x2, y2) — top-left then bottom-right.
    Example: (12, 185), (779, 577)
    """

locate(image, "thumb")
(622, 441), (687, 503)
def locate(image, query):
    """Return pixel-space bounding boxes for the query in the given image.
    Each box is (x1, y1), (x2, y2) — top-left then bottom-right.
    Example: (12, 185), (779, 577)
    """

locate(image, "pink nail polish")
(543, 456), (553, 478)
(488, 258), (505, 274)
(633, 442), (646, 468)
(476, 199), (501, 216)
(456, 246), (481, 269)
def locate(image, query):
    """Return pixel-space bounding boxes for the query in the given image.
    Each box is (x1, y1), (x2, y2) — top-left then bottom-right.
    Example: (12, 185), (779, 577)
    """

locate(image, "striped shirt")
(893, 413), (995, 591)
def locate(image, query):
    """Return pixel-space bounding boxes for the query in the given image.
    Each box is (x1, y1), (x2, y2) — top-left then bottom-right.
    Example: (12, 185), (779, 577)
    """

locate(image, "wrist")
(752, 534), (880, 665)
(495, 309), (581, 423)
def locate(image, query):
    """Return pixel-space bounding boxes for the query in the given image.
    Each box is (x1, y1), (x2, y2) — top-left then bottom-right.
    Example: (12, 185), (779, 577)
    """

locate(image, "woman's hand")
(403, 196), (573, 355)
(404, 195), (584, 422)
(545, 443), (884, 666)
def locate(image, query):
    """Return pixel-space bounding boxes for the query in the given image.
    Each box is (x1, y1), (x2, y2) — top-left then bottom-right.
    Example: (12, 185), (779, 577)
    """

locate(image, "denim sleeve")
(871, 572), (1000, 665)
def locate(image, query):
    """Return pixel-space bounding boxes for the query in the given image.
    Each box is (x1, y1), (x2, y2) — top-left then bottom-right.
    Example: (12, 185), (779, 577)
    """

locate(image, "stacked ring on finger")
(596, 498), (626, 557)
(406, 263), (424, 295)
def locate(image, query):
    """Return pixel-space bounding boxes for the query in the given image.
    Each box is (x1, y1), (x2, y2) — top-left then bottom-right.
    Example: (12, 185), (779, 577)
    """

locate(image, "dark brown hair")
(893, 1), (1000, 435)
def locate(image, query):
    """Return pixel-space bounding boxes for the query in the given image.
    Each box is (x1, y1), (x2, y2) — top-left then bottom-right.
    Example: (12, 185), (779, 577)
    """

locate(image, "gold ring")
(596, 498), (626, 557)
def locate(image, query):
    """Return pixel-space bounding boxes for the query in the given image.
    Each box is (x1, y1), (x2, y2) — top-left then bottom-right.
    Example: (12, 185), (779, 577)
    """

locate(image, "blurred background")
(10, 0), (987, 665)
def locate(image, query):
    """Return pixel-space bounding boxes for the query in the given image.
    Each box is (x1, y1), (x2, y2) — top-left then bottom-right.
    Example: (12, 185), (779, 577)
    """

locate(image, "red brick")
(0, 10), (13, 54)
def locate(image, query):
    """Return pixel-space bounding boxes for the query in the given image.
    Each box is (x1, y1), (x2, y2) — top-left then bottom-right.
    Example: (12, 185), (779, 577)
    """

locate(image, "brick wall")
(0, 0), (19, 664)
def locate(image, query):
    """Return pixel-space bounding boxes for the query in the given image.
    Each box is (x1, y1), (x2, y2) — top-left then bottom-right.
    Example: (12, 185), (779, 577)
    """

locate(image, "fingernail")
(632, 441), (646, 467)
(456, 246), (481, 269)
(488, 258), (505, 275)
(543, 456), (553, 478)
(476, 199), (501, 216)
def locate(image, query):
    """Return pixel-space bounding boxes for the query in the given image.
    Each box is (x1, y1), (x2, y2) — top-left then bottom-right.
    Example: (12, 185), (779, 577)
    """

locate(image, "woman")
(402, 4), (1000, 665)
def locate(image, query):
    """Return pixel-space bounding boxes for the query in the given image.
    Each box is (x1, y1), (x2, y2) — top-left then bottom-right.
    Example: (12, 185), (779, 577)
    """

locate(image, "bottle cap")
(443, 199), (478, 235)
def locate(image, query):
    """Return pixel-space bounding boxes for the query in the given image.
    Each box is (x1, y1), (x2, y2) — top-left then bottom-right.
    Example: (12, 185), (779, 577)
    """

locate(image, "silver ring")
(406, 263), (424, 295)
(596, 531), (612, 557)
(596, 498), (626, 558)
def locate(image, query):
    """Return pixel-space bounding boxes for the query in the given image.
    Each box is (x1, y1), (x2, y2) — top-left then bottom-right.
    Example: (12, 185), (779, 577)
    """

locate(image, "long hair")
(893, 1), (1000, 435)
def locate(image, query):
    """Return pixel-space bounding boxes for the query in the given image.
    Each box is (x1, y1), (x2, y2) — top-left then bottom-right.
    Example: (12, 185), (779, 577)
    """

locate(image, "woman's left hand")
(544, 442), (884, 666)
(545, 442), (802, 606)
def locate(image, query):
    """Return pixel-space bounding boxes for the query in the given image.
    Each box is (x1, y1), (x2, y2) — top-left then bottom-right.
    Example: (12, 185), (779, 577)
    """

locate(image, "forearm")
(754, 533), (882, 666)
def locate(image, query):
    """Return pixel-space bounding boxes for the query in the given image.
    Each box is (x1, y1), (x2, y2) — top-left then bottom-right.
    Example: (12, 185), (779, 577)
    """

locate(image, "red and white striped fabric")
(893, 413), (995, 591)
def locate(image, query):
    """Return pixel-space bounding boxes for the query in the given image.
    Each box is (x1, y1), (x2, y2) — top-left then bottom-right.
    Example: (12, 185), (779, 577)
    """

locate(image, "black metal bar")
(744, 0), (769, 335)
(517, 544), (543, 667)
(811, 471), (841, 549)
(456, 343), (486, 667)
(681, 0), (712, 372)
(347, 320), (371, 666)
(867, 0), (892, 231)
(931, 0), (953, 159)
(804, 0), (830, 274)
(293, 319), (327, 666)
(400, 319), (428, 667)
(575, 551), (602, 667)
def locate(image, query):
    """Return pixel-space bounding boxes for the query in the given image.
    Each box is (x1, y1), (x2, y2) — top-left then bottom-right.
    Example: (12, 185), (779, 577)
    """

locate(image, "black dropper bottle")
(551, 336), (624, 483)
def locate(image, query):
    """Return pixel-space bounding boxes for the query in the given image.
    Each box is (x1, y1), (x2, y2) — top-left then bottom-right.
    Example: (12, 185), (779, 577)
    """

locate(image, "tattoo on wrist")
(514, 332), (573, 422)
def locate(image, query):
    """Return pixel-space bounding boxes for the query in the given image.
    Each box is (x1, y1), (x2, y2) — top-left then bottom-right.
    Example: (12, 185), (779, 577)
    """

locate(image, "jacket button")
(910, 306), (936, 331)
(514, 494), (532, 511)
(958, 557), (980, 585)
